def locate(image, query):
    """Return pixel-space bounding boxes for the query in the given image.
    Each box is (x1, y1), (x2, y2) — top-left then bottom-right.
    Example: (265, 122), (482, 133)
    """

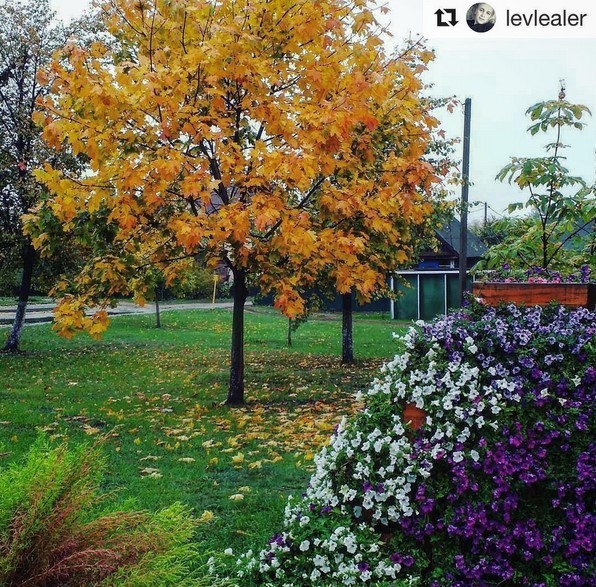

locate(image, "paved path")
(0, 300), (242, 326)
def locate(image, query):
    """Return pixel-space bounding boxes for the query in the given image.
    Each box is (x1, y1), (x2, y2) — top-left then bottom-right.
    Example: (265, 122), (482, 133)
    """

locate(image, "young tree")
(493, 88), (595, 271)
(335, 109), (455, 364)
(28, 0), (441, 403)
(0, 0), (78, 352)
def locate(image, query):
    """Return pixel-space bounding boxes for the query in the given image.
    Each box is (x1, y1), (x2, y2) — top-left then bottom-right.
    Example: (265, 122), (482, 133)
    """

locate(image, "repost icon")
(435, 8), (458, 26)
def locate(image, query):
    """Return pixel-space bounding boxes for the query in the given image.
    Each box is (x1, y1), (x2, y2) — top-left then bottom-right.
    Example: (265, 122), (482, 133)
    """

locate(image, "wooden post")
(459, 98), (472, 307)
(212, 274), (218, 305)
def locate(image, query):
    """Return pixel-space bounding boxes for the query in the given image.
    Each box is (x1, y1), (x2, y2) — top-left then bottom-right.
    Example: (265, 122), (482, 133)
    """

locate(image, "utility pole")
(459, 98), (472, 307)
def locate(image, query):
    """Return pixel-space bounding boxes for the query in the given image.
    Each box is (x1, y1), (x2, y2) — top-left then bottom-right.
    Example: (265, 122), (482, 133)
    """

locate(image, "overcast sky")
(49, 0), (596, 224)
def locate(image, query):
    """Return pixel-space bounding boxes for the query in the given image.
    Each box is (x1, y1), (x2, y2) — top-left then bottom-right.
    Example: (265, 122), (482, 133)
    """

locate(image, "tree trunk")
(341, 291), (354, 364)
(155, 286), (161, 328)
(227, 267), (247, 405)
(288, 318), (292, 347)
(3, 243), (35, 353)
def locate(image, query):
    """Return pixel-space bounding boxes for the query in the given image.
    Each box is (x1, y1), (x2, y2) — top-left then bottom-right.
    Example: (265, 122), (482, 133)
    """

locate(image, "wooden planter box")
(472, 282), (595, 310)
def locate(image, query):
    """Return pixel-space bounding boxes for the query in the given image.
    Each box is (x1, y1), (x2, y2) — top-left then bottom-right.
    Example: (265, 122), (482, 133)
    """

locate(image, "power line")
(487, 205), (507, 218)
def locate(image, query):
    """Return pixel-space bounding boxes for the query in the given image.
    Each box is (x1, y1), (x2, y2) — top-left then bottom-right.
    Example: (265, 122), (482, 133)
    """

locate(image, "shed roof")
(435, 219), (487, 259)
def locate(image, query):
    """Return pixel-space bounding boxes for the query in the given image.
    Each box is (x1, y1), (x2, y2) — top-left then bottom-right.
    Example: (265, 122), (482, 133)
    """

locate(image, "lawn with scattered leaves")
(0, 307), (407, 555)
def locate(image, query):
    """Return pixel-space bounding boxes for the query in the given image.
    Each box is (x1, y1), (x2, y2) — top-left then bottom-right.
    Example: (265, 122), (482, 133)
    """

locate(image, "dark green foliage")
(470, 217), (522, 248)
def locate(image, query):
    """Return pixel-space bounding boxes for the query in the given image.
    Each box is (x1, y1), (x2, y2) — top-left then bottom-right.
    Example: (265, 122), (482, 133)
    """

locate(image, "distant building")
(391, 219), (487, 321)
(299, 219), (487, 319)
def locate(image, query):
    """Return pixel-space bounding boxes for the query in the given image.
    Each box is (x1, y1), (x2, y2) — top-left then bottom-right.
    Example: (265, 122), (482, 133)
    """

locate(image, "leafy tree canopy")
(26, 0), (449, 401)
(27, 0), (443, 333)
(484, 90), (596, 272)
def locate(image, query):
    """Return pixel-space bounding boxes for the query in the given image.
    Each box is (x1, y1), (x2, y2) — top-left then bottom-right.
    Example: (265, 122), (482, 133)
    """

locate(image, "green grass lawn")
(0, 307), (408, 558)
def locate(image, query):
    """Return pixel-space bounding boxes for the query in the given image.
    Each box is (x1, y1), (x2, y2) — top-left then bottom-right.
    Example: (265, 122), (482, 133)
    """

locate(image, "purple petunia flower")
(389, 552), (402, 564)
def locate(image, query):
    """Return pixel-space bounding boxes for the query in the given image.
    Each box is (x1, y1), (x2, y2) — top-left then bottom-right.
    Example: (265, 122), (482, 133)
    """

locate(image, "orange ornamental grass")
(27, 0), (442, 403)
(0, 438), (197, 587)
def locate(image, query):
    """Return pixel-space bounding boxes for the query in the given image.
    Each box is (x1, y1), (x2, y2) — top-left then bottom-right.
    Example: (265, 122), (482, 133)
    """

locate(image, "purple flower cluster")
(393, 304), (595, 585)
(478, 264), (593, 284)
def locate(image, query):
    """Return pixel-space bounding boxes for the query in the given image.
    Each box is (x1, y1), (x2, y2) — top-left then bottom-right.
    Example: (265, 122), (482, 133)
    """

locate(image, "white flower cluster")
(365, 334), (511, 458)
(239, 521), (404, 586)
(239, 324), (514, 585)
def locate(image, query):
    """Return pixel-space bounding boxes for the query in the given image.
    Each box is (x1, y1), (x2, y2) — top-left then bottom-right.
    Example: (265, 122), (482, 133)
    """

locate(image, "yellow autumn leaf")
(198, 510), (216, 524)
(231, 452), (245, 465)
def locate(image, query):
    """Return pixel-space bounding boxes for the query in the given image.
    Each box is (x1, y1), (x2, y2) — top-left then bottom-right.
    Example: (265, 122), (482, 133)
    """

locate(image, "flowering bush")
(476, 264), (592, 284)
(232, 303), (595, 586)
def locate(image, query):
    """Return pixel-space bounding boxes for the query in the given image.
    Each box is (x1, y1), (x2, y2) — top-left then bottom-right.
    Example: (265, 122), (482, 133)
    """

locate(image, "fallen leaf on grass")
(229, 494), (244, 501)
(198, 510), (216, 523)
(202, 439), (221, 449)
(231, 452), (245, 466)
(140, 467), (162, 479)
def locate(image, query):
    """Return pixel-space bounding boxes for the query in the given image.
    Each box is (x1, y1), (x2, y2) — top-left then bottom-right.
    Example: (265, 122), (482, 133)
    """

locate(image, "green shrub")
(167, 261), (230, 300)
(0, 437), (211, 587)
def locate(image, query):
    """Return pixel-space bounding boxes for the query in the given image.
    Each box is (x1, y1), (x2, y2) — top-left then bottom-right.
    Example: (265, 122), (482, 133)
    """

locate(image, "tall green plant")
(488, 88), (595, 271)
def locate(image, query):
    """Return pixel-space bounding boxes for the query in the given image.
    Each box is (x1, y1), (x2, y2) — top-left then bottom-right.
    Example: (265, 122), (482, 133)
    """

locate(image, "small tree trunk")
(155, 286), (161, 328)
(3, 243), (35, 353)
(227, 267), (247, 405)
(288, 318), (292, 347)
(341, 291), (354, 364)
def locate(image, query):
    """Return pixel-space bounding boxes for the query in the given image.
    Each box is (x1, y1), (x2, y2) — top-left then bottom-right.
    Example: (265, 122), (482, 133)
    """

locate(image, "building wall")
(391, 271), (474, 321)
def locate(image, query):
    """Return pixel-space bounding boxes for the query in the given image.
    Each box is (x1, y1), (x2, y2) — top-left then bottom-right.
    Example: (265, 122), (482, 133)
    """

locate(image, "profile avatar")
(467, 3), (496, 32)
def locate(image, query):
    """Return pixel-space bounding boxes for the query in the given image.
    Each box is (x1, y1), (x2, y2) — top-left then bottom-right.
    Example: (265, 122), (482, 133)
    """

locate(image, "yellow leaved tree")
(27, 0), (443, 404)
